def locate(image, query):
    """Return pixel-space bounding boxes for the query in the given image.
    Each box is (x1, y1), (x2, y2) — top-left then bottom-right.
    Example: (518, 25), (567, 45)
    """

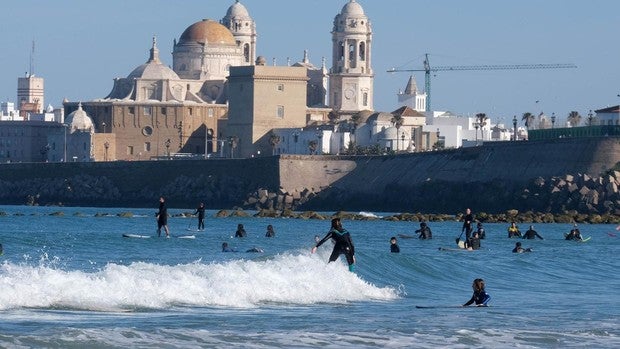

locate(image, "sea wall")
(1, 137), (620, 214)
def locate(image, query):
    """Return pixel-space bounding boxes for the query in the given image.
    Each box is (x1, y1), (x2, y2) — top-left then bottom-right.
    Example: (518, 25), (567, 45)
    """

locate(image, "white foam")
(0, 252), (399, 312)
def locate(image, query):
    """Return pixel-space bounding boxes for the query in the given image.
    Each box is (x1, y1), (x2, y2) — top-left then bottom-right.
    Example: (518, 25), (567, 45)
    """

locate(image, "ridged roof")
(179, 19), (236, 45)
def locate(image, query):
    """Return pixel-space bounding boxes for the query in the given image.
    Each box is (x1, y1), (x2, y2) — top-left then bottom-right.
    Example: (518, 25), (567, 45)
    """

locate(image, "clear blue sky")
(1, 0), (618, 125)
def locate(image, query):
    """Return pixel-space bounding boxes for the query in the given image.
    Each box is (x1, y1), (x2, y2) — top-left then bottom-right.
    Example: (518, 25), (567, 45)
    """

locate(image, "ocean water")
(0, 205), (619, 348)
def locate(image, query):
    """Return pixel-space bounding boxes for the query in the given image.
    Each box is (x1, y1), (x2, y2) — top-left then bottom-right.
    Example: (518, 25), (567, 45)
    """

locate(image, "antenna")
(29, 40), (35, 77)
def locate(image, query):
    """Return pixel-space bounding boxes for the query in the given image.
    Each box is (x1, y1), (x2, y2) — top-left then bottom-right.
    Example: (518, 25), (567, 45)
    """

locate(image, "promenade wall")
(0, 137), (619, 213)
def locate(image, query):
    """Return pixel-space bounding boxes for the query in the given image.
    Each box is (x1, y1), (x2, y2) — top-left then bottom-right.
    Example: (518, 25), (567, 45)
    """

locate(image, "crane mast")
(388, 53), (577, 111)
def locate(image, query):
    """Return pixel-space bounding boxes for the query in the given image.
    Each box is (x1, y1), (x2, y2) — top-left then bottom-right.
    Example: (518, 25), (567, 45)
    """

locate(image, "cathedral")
(64, 1), (389, 160)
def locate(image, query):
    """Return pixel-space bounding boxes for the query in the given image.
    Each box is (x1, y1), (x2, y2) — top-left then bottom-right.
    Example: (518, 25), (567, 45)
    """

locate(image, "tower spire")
(149, 36), (160, 63)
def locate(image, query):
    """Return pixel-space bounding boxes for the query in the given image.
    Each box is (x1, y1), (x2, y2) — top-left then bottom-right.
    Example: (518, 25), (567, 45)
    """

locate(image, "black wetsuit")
(235, 228), (246, 237)
(157, 202), (167, 229)
(523, 229), (543, 239)
(315, 227), (355, 266)
(463, 289), (490, 306)
(467, 236), (481, 250)
(416, 226), (433, 239)
(194, 206), (205, 230)
(390, 243), (400, 253)
(477, 227), (486, 239)
(462, 213), (474, 240)
(265, 228), (275, 237)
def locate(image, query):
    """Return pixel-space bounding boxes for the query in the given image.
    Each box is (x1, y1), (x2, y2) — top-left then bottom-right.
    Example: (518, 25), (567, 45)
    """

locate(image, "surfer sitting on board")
(415, 222), (433, 239)
(507, 222), (521, 238)
(463, 278), (490, 307)
(512, 241), (532, 253)
(311, 218), (356, 272)
(235, 224), (247, 238)
(565, 224), (583, 241)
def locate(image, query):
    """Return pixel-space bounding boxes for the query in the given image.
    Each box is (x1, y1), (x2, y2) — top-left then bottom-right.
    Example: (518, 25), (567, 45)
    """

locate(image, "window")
(128, 106), (135, 114)
(208, 108), (214, 117)
(144, 142), (151, 152)
(127, 146), (134, 155)
(363, 92), (368, 106)
(161, 107), (167, 115)
(143, 106), (152, 115)
(277, 84), (284, 92)
(188, 108), (193, 116)
(277, 105), (285, 118)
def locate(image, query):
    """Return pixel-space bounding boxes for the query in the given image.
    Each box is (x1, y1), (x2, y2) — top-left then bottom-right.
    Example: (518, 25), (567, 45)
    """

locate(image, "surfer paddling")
(311, 218), (356, 271)
(463, 278), (490, 307)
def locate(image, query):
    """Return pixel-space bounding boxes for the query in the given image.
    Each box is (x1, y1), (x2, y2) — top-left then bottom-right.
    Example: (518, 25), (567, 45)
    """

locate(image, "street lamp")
(315, 129), (323, 155)
(512, 115), (518, 141)
(104, 141), (109, 161)
(401, 132), (405, 151)
(292, 130), (300, 154)
(102, 121), (106, 134)
(165, 138), (171, 158)
(588, 110), (593, 126)
(63, 123), (69, 161)
(551, 113), (556, 129)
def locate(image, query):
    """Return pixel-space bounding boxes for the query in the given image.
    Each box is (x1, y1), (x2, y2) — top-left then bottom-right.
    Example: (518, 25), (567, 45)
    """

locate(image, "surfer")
(390, 236), (400, 253)
(512, 241), (532, 253)
(476, 222), (486, 239)
(565, 224), (583, 241)
(507, 222), (522, 238)
(194, 202), (205, 231)
(311, 217), (356, 271)
(466, 231), (481, 250)
(415, 222), (433, 239)
(523, 225), (543, 239)
(265, 224), (275, 237)
(222, 242), (237, 252)
(463, 278), (490, 307)
(235, 223), (247, 237)
(156, 196), (170, 238)
(461, 208), (474, 240)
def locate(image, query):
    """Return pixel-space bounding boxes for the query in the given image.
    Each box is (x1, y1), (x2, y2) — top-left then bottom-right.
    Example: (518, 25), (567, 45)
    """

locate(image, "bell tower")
(329, 0), (373, 115)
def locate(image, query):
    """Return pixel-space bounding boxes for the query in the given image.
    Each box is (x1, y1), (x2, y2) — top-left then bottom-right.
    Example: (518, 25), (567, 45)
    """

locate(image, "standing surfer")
(156, 196), (170, 238)
(311, 218), (356, 271)
(194, 202), (205, 231)
(462, 208), (474, 240)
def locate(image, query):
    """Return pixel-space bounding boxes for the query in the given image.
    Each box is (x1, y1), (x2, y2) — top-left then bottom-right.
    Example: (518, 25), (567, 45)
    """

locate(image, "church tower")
(221, 0), (257, 65)
(397, 76), (427, 112)
(329, 0), (373, 115)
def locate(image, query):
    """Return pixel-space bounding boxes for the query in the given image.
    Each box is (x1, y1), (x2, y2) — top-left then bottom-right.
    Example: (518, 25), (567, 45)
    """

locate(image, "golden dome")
(179, 19), (236, 45)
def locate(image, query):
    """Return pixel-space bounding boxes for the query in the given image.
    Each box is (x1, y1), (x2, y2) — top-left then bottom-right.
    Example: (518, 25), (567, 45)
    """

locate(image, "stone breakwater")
(1, 137), (620, 218)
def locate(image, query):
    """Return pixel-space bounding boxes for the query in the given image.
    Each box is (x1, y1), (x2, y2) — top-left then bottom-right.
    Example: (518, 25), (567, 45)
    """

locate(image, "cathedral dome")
(225, 1), (250, 19)
(341, 0), (366, 16)
(179, 19), (236, 45)
(66, 103), (94, 133)
(128, 38), (180, 80)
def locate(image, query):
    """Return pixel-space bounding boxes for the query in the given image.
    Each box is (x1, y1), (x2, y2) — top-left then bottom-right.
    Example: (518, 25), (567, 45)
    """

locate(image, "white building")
(397, 76), (426, 112)
(425, 111), (491, 148)
(594, 105), (618, 125)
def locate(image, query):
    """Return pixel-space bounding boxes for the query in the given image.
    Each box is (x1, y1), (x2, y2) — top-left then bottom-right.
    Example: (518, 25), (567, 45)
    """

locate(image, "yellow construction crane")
(387, 53), (577, 111)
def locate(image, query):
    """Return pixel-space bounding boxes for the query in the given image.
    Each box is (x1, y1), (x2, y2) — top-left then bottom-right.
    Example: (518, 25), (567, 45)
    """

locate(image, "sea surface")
(0, 205), (618, 348)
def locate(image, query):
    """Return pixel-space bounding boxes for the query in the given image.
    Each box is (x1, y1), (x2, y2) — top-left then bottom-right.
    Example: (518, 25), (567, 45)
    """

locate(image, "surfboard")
(397, 234), (415, 239)
(438, 247), (472, 252)
(174, 234), (196, 239)
(416, 305), (463, 309)
(122, 233), (151, 239)
(580, 236), (591, 242)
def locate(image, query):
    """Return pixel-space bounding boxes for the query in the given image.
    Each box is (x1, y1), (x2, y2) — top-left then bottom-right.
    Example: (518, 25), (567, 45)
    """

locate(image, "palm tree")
(268, 132), (281, 155)
(228, 136), (239, 158)
(391, 113), (404, 151)
(522, 112), (535, 130)
(475, 113), (488, 143)
(567, 111), (581, 127)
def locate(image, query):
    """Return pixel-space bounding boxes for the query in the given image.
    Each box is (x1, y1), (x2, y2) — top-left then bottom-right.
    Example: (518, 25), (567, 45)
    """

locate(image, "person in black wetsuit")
(390, 236), (400, 253)
(156, 196), (170, 238)
(462, 208), (474, 240)
(466, 231), (481, 250)
(566, 224), (583, 241)
(523, 225), (543, 239)
(415, 222), (433, 239)
(265, 224), (275, 237)
(512, 241), (532, 253)
(235, 224), (247, 237)
(476, 222), (486, 239)
(311, 217), (356, 271)
(463, 278), (491, 307)
(194, 202), (205, 231)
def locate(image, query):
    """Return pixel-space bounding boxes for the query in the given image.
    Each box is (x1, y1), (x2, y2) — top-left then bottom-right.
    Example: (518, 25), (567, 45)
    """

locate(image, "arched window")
(244, 44), (250, 63)
(359, 42), (366, 61)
